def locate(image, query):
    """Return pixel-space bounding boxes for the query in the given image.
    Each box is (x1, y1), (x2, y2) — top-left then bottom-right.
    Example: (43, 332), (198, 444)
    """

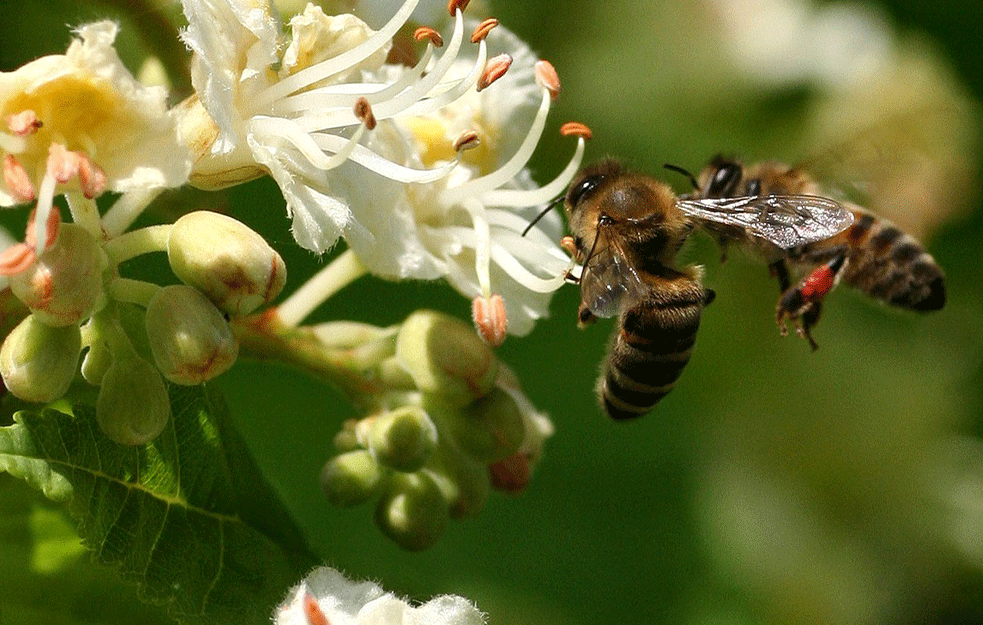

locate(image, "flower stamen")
(3, 155), (35, 202)
(6, 110), (42, 136)
(414, 27), (443, 47)
(472, 293), (507, 347)
(354, 97), (377, 130)
(534, 60), (561, 100)
(454, 130), (480, 152)
(447, 0), (471, 16)
(471, 18), (500, 44)
(478, 54), (512, 92)
(302, 592), (330, 625)
(560, 121), (593, 139)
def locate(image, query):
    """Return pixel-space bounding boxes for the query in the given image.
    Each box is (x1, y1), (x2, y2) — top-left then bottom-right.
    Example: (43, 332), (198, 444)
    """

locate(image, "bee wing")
(579, 231), (648, 318)
(676, 194), (854, 250)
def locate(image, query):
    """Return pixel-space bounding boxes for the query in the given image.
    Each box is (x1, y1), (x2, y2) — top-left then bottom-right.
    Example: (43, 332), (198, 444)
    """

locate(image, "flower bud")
(80, 337), (112, 385)
(375, 472), (449, 551)
(426, 443), (490, 520)
(145, 285), (239, 385)
(489, 453), (532, 493)
(0, 314), (81, 402)
(96, 356), (170, 445)
(167, 211), (286, 316)
(395, 311), (497, 407)
(358, 406), (438, 473)
(9, 224), (104, 327)
(428, 388), (524, 463)
(320, 450), (386, 507)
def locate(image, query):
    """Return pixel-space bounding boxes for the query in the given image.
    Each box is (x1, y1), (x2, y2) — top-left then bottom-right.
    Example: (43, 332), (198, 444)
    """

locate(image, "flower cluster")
(179, 0), (585, 339)
(315, 310), (552, 550)
(0, 0), (577, 556)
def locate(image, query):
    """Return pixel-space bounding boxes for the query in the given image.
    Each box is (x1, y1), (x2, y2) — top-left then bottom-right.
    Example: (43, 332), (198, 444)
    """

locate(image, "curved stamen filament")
(481, 136), (585, 207)
(439, 87), (551, 205)
(276, 44), (436, 122)
(257, 0), (423, 107)
(311, 134), (459, 183)
(461, 197), (492, 297)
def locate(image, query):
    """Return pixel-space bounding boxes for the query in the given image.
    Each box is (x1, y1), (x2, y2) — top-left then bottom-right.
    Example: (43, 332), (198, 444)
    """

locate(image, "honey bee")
(561, 160), (854, 420)
(675, 156), (947, 349)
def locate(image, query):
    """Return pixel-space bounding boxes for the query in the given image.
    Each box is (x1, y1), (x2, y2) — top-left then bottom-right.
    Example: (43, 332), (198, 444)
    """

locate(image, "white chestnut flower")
(0, 21), (190, 255)
(276, 566), (486, 625)
(338, 23), (584, 337)
(179, 0), (472, 251)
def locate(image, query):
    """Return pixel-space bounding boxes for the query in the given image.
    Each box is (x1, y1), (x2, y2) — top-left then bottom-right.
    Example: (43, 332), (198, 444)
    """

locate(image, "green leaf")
(0, 474), (173, 625)
(0, 384), (316, 625)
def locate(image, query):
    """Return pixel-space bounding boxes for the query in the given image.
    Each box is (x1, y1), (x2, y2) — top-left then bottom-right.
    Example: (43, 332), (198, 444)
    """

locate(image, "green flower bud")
(320, 450), (385, 507)
(360, 407), (438, 473)
(0, 314), (81, 402)
(375, 472), (449, 551)
(395, 311), (497, 407)
(96, 357), (170, 445)
(9, 224), (104, 327)
(145, 285), (238, 385)
(167, 211), (286, 316)
(80, 337), (112, 386)
(426, 442), (490, 520)
(427, 388), (524, 463)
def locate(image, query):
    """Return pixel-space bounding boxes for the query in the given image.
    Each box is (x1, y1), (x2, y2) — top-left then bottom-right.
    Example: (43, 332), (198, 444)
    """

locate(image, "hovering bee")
(669, 156), (947, 349)
(561, 160), (854, 420)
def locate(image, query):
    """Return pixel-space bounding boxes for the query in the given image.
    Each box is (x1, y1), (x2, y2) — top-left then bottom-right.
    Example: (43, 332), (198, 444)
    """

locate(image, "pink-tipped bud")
(478, 54), (512, 92)
(167, 211), (286, 317)
(9, 224), (103, 327)
(472, 293), (507, 347)
(534, 60), (561, 100)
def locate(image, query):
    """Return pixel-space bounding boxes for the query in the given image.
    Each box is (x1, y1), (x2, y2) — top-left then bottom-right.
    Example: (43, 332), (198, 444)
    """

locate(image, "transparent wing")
(579, 230), (648, 318)
(675, 194), (854, 250)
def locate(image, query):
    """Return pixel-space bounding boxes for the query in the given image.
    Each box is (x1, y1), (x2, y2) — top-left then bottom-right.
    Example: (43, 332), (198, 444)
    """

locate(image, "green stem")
(108, 277), (162, 308)
(232, 312), (389, 411)
(103, 225), (172, 264)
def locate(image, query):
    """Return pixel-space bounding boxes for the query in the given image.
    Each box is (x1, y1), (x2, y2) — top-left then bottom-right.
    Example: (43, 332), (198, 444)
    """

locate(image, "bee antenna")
(521, 191), (566, 237)
(663, 163), (699, 191)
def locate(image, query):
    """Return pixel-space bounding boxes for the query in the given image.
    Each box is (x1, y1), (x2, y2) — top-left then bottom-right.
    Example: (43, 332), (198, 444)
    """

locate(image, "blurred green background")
(2, 0), (983, 624)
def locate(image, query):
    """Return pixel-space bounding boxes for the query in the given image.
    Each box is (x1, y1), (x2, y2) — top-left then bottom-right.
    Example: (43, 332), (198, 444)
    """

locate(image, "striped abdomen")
(792, 208), (946, 311)
(598, 277), (711, 420)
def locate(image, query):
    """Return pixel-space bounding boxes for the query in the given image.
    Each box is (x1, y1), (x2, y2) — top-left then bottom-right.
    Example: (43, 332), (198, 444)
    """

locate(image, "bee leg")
(768, 259), (792, 292)
(798, 301), (823, 351)
(775, 254), (848, 350)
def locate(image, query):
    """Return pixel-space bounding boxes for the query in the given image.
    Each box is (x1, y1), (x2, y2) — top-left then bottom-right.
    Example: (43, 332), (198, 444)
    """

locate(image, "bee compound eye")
(707, 163), (742, 197)
(568, 175), (603, 207)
